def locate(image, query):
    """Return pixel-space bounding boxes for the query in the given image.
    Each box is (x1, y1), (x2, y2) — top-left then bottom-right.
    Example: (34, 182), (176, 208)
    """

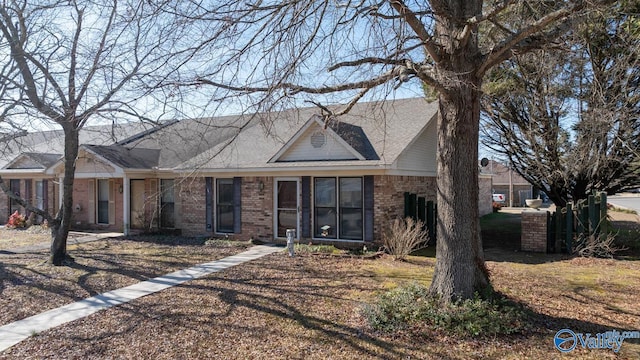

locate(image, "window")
(35, 180), (44, 223)
(339, 178), (363, 239)
(9, 179), (21, 215)
(160, 179), (175, 228)
(314, 177), (363, 240)
(216, 178), (234, 233)
(97, 179), (109, 224)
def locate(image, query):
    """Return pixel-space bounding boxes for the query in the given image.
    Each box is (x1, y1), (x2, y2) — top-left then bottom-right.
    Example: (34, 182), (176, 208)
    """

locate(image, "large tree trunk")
(429, 80), (490, 301)
(428, 0), (489, 301)
(50, 127), (79, 265)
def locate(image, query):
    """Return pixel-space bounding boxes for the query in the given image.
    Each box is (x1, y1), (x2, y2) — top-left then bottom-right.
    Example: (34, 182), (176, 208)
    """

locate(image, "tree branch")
(477, 3), (584, 76)
(387, 0), (441, 64)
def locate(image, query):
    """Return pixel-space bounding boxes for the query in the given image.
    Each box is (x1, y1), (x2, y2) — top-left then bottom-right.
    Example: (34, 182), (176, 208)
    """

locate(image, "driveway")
(608, 194), (640, 213)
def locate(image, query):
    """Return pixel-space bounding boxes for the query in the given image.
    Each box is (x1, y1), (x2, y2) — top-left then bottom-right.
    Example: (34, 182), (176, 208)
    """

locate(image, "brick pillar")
(521, 210), (549, 252)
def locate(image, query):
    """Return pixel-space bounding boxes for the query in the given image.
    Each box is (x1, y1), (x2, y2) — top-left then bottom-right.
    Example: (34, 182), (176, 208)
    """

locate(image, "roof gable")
(269, 116), (373, 162)
(3, 152), (61, 170)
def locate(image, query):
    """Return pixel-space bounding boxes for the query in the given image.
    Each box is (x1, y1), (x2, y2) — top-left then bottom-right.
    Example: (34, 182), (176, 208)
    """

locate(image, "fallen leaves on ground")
(1, 244), (639, 359)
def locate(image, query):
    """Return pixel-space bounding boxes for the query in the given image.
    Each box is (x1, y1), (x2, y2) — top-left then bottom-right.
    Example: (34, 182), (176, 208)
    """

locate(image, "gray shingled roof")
(176, 98), (438, 171)
(84, 145), (161, 169)
(327, 120), (379, 161)
(19, 153), (62, 169)
(120, 115), (260, 169)
(0, 122), (155, 169)
(1, 98), (438, 173)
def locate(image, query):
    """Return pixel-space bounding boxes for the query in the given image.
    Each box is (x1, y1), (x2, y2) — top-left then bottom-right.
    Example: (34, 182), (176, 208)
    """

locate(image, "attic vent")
(310, 131), (326, 148)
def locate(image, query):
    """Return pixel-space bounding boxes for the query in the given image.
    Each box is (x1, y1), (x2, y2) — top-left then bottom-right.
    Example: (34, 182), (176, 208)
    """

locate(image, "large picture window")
(314, 177), (363, 240)
(216, 178), (234, 233)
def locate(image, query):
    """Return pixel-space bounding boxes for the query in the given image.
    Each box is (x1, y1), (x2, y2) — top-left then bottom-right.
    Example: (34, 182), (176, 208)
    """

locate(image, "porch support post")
(58, 176), (64, 210)
(123, 175), (130, 236)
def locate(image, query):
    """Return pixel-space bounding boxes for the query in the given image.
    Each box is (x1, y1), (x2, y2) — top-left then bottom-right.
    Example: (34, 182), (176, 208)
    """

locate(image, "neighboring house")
(0, 123), (154, 225)
(482, 160), (533, 207)
(2, 98), (493, 245)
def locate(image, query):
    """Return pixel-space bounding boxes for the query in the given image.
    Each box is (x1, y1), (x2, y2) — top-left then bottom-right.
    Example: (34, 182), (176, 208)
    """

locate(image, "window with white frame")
(97, 179), (109, 224)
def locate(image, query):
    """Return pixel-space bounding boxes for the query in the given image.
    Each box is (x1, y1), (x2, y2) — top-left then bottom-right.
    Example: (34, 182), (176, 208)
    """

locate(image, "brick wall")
(70, 178), (90, 227)
(240, 177), (274, 241)
(373, 175), (436, 242)
(178, 177), (206, 235)
(521, 210), (548, 252)
(71, 178), (124, 232)
(179, 176), (276, 239)
(175, 174), (494, 245)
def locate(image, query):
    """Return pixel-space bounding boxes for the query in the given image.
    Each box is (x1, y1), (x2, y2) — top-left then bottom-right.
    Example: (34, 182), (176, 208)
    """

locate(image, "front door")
(274, 178), (299, 239)
(130, 180), (146, 229)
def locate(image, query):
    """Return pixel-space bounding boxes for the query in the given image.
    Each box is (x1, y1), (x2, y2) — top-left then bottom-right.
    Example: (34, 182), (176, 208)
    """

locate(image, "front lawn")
(0, 235), (251, 327)
(0, 227), (50, 250)
(1, 231), (638, 359)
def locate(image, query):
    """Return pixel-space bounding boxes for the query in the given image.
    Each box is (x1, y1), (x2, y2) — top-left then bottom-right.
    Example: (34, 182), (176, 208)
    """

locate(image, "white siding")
(279, 123), (357, 161)
(395, 121), (437, 172)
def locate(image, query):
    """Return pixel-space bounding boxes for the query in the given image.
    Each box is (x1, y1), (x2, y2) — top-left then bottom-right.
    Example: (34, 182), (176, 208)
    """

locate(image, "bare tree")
(0, 0), (194, 265)
(169, 1), (610, 301)
(482, 2), (640, 206)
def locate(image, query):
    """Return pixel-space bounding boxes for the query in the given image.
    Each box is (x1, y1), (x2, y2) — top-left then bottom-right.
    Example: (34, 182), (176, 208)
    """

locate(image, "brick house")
(0, 123), (152, 226)
(2, 98), (492, 244)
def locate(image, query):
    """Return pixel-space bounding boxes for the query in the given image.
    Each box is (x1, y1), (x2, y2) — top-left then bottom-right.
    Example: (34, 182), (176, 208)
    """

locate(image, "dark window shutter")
(233, 177), (242, 233)
(363, 175), (374, 242)
(205, 177), (213, 232)
(301, 176), (311, 238)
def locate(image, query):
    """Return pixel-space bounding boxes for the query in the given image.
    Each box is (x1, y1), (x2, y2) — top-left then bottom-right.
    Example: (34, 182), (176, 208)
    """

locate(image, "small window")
(216, 178), (234, 233)
(35, 180), (44, 223)
(97, 179), (109, 224)
(160, 179), (175, 228)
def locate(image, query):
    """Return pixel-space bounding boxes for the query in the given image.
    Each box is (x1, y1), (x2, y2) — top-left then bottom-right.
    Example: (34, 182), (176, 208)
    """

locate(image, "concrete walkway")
(0, 244), (282, 352)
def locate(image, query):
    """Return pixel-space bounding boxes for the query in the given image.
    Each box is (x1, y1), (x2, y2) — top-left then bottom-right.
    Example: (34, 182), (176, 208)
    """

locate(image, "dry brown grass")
(0, 227), (50, 249)
(0, 235), (251, 327)
(1, 238), (639, 359)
